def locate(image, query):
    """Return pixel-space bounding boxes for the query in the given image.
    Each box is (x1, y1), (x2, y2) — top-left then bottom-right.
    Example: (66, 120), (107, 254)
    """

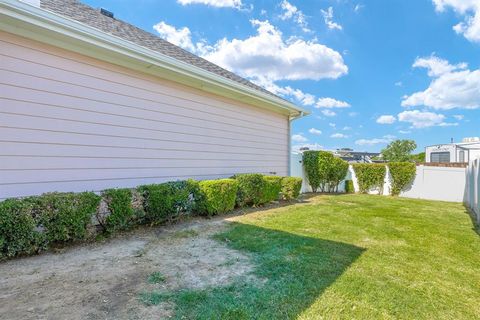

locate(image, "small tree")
(303, 151), (321, 192)
(381, 140), (417, 162)
(411, 152), (425, 163)
(328, 157), (349, 192)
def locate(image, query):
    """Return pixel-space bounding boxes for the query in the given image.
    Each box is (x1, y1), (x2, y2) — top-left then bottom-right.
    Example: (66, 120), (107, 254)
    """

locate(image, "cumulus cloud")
(321, 109), (337, 117)
(453, 114), (464, 120)
(376, 115), (396, 124)
(279, 0), (310, 32)
(355, 135), (395, 146)
(315, 97), (350, 108)
(397, 110), (452, 128)
(331, 133), (349, 138)
(292, 133), (308, 142)
(402, 55), (480, 110)
(321, 7), (343, 30)
(203, 20), (348, 82)
(308, 128), (322, 135)
(433, 0), (480, 43)
(177, 0), (244, 9)
(153, 22), (196, 52)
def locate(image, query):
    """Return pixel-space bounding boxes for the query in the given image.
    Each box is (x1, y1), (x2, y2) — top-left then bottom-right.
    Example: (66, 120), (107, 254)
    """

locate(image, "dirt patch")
(0, 217), (256, 320)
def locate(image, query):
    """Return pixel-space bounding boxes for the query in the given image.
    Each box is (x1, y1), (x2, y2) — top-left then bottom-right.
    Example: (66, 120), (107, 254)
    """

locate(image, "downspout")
(288, 111), (305, 176)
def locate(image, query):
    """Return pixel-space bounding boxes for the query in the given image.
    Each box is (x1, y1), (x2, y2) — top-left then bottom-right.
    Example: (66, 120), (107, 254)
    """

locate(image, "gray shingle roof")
(40, 0), (280, 99)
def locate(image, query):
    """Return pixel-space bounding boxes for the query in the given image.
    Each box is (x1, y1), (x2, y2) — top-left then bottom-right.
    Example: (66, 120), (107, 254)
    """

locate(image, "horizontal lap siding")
(0, 32), (289, 199)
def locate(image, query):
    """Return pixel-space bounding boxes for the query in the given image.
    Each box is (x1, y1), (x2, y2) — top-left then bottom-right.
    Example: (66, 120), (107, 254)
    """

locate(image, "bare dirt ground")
(0, 215), (258, 320)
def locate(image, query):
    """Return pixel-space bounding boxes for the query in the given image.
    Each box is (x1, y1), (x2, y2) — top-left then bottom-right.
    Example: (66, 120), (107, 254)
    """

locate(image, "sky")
(82, 0), (480, 152)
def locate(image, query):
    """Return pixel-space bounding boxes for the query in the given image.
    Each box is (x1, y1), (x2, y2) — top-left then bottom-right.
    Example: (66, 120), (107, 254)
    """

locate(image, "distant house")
(425, 138), (480, 163)
(334, 148), (381, 163)
(0, 0), (308, 199)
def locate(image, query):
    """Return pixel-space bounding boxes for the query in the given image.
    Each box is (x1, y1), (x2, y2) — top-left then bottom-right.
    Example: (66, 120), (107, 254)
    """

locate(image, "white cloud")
(355, 135), (395, 146)
(321, 7), (343, 30)
(397, 110), (447, 128)
(153, 22), (196, 52)
(292, 133), (308, 142)
(433, 0), (480, 43)
(177, 0), (244, 9)
(308, 128), (322, 135)
(203, 20), (348, 82)
(322, 110), (336, 117)
(315, 97), (350, 108)
(395, 81), (403, 87)
(399, 130), (411, 134)
(413, 55), (467, 77)
(279, 0), (310, 32)
(453, 114), (464, 120)
(331, 133), (348, 138)
(376, 115), (396, 124)
(343, 126), (352, 130)
(402, 55), (480, 110)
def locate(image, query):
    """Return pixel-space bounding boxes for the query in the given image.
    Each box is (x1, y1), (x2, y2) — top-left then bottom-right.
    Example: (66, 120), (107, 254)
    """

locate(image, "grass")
(148, 272), (166, 284)
(142, 194), (480, 319)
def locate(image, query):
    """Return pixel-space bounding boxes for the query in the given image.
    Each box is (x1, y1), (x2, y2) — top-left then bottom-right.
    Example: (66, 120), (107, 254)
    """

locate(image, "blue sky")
(82, 0), (479, 152)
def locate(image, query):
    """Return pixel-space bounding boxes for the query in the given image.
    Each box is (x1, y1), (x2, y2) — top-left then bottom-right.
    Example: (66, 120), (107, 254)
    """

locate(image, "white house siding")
(0, 31), (289, 199)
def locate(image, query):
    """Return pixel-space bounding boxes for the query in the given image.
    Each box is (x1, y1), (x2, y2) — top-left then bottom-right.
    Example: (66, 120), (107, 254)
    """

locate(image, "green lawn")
(142, 194), (480, 319)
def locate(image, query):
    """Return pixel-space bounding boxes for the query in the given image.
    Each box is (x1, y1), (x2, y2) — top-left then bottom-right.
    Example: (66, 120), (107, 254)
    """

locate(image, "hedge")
(101, 188), (134, 233)
(281, 177), (302, 200)
(138, 181), (195, 224)
(304, 151), (349, 192)
(197, 179), (238, 216)
(234, 173), (267, 207)
(262, 176), (283, 203)
(0, 199), (44, 258)
(344, 180), (354, 193)
(352, 164), (386, 194)
(388, 162), (416, 196)
(303, 151), (322, 192)
(34, 192), (101, 242)
(0, 174), (302, 259)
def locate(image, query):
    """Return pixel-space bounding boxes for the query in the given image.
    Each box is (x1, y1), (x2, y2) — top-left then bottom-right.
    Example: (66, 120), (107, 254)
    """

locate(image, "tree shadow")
(142, 223), (365, 319)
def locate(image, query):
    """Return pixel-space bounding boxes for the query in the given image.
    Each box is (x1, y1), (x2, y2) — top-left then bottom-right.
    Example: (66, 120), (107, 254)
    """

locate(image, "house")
(0, 0), (308, 199)
(425, 138), (480, 163)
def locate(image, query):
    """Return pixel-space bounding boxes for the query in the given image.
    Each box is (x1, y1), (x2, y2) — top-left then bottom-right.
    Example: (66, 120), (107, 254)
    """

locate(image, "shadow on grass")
(464, 207), (480, 236)
(140, 222), (365, 319)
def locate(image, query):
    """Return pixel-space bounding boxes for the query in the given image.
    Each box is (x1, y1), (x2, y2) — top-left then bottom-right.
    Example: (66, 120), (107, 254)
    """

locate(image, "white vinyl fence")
(465, 159), (480, 224)
(291, 153), (468, 203)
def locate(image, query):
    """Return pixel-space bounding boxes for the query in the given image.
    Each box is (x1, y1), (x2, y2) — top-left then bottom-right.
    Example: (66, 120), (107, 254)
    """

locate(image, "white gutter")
(0, 0), (309, 118)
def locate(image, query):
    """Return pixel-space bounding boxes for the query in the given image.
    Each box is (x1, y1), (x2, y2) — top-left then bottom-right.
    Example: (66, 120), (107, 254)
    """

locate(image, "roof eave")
(0, 0), (309, 118)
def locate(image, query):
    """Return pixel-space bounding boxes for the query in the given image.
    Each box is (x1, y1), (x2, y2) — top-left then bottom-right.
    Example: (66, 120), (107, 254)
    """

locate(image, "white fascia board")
(0, 0), (309, 118)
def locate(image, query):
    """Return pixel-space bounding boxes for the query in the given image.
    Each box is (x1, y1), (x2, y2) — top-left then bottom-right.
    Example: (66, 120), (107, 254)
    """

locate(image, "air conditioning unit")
(462, 137), (480, 143)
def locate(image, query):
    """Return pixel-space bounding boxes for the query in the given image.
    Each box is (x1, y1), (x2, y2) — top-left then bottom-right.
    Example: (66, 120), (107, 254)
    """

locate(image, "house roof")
(39, 0), (281, 101)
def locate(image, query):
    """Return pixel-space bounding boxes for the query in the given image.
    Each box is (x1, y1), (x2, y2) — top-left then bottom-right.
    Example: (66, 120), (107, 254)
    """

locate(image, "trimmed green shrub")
(281, 177), (302, 200)
(304, 151), (349, 192)
(102, 188), (134, 232)
(352, 164), (386, 194)
(344, 180), (354, 193)
(303, 151), (321, 192)
(35, 192), (101, 242)
(138, 181), (194, 224)
(327, 157), (350, 192)
(197, 179), (238, 216)
(389, 162), (417, 196)
(0, 199), (44, 258)
(262, 176), (283, 203)
(234, 173), (267, 207)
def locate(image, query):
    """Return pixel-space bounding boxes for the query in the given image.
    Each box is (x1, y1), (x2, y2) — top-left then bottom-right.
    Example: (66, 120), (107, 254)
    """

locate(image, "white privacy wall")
(291, 154), (467, 203)
(465, 159), (480, 224)
(0, 31), (289, 199)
